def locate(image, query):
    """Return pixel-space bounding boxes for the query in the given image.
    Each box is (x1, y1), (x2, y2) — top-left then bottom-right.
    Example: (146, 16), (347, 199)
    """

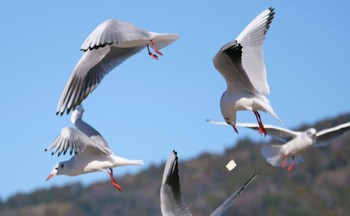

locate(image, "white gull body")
(57, 19), (179, 115)
(46, 105), (143, 190)
(208, 120), (350, 171)
(160, 150), (258, 216)
(213, 8), (281, 135)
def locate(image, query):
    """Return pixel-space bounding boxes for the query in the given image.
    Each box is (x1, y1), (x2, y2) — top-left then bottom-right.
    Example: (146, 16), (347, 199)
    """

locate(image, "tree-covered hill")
(1, 113), (350, 216)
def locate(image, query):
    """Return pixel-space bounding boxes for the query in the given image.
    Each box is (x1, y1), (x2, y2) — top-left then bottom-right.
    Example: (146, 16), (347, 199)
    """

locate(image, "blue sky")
(1, 0), (349, 199)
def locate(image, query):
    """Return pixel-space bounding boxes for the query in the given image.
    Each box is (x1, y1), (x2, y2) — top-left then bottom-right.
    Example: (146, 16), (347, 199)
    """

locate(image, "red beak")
(46, 173), (55, 181)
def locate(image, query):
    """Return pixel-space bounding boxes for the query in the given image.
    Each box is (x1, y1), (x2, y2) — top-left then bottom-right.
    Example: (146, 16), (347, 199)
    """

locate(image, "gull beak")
(232, 124), (239, 134)
(46, 172), (56, 181)
(46, 168), (57, 181)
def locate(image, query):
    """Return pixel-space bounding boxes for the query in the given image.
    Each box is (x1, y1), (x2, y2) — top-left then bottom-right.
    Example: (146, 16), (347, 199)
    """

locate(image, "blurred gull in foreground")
(46, 105), (143, 191)
(213, 7), (282, 136)
(160, 150), (258, 216)
(57, 19), (179, 115)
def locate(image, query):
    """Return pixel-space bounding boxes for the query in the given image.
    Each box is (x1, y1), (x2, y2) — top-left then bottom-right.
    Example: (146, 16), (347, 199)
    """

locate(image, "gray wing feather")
(315, 122), (350, 147)
(57, 45), (143, 115)
(210, 173), (259, 216)
(45, 127), (110, 156)
(213, 41), (255, 93)
(160, 151), (192, 216)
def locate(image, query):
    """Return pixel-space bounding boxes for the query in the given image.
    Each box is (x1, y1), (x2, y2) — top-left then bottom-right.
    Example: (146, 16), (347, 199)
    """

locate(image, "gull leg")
(254, 111), (267, 136)
(147, 45), (159, 60)
(288, 156), (295, 172)
(106, 168), (122, 191)
(150, 39), (163, 56)
(281, 155), (287, 169)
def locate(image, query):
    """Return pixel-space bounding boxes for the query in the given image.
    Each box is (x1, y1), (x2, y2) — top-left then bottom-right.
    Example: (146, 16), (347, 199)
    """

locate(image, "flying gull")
(208, 120), (350, 171)
(213, 7), (281, 136)
(57, 19), (179, 115)
(46, 105), (143, 191)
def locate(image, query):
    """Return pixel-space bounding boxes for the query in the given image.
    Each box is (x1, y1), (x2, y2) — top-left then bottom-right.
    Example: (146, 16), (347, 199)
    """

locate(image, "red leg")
(150, 40), (163, 56)
(288, 156), (295, 172)
(147, 45), (159, 60)
(253, 111), (267, 136)
(107, 168), (122, 191)
(281, 156), (287, 168)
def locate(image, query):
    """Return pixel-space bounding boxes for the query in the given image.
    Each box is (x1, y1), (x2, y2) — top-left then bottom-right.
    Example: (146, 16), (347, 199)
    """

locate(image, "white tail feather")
(261, 144), (304, 167)
(261, 144), (283, 167)
(113, 155), (144, 166)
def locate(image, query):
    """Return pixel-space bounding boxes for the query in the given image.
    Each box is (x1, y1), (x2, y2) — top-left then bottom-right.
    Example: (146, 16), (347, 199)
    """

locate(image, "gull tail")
(113, 155), (144, 167)
(261, 144), (283, 167)
(261, 144), (304, 168)
(255, 96), (284, 125)
(151, 33), (179, 50)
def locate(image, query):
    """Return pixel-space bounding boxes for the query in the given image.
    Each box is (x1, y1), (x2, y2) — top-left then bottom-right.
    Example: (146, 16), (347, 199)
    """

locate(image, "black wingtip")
(56, 111), (64, 116)
(264, 7), (275, 34)
(172, 150), (178, 161)
(268, 7), (275, 16)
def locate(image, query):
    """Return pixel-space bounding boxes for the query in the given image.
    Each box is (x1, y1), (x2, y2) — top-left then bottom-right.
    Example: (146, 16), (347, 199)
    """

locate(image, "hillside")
(1, 113), (350, 216)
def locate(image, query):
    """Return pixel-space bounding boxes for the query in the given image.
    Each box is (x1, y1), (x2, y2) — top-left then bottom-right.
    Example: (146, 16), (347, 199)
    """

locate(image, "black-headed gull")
(213, 8), (281, 136)
(45, 105), (143, 191)
(208, 120), (350, 171)
(56, 19), (179, 115)
(160, 150), (258, 216)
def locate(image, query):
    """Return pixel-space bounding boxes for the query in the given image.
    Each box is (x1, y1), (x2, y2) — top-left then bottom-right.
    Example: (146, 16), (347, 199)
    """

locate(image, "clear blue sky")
(1, 0), (349, 199)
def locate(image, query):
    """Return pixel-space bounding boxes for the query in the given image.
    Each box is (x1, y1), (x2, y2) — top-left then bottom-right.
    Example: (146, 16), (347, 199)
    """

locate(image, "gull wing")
(45, 127), (111, 157)
(210, 173), (259, 216)
(56, 45), (143, 115)
(235, 7), (275, 95)
(315, 122), (350, 147)
(80, 19), (151, 51)
(206, 119), (298, 142)
(236, 123), (299, 142)
(213, 8), (274, 94)
(80, 19), (179, 51)
(160, 151), (192, 216)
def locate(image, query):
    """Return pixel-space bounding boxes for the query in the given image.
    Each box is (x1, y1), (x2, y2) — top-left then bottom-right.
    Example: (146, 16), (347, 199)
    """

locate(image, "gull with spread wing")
(46, 105), (143, 191)
(207, 120), (350, 171)
(213, 7), (281, 136)
(160, 150), (258, 216)
(57, 19), (179, 115)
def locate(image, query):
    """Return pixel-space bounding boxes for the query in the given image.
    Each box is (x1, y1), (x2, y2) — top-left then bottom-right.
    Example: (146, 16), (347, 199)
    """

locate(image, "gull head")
(46, 162), (66, 181)
(306, 128), (317, 142)
(223, 117), (239, 133)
